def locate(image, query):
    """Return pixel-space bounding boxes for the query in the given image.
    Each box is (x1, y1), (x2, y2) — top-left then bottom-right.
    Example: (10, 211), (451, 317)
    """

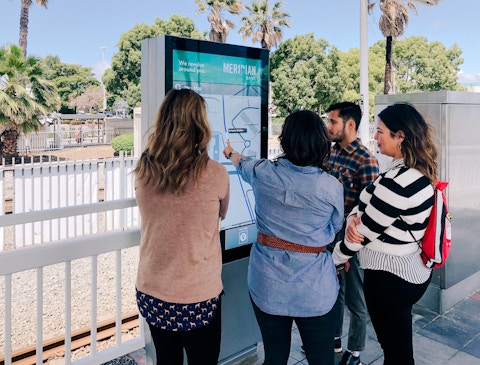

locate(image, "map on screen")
(171, 49), (267, 235)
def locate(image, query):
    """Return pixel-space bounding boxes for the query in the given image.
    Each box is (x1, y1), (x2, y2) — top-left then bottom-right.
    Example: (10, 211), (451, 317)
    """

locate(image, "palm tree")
(0, 44), (58, 160)
(239, 0), (290, 138)
(369, 0), (418, 94)
(239, 0), (290, 50)
(195, 0), (244, 43)
(19, 0), (49, 57)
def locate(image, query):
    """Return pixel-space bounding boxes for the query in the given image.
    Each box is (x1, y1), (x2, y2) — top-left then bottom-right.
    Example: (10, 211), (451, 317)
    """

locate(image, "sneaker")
(338, 350), (362, 365)
(334, 338), (342, 353)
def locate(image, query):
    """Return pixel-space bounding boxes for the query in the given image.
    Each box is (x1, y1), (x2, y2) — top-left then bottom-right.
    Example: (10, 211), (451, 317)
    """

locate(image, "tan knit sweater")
(135, 160), (230, 303)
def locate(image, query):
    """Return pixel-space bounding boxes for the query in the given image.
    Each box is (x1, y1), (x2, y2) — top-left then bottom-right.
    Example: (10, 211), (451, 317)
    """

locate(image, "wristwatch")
(227, 151), (234, 159)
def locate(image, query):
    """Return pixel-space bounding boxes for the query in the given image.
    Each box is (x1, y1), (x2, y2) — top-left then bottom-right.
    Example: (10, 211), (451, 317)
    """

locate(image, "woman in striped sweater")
(333, 103), (439, 365)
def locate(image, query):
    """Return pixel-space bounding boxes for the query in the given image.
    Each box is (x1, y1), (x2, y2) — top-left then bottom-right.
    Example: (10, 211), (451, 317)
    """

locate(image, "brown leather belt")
(257, 233), (326, 254)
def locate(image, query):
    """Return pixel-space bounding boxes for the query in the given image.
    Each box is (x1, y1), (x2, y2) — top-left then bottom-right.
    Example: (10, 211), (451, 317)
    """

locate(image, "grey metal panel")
(220, 257), (261, 363)
(443, 104), (480, 288)
(140, 36), (166, 152)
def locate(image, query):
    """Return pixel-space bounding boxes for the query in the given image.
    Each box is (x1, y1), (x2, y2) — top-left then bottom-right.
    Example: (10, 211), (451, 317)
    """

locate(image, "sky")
(1, 0), (479, 84)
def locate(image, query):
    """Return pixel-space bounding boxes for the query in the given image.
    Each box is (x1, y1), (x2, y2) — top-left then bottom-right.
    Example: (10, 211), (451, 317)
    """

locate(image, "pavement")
(122, 288), (480, 365)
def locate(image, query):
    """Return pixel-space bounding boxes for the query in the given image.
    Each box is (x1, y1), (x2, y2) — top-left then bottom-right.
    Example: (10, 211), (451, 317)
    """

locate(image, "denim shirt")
(237, 157), (344, 317)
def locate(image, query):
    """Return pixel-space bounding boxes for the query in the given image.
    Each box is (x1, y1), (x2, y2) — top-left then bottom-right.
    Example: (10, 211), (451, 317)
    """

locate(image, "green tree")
(18, 0), (48, 57)
(270, 34), (345, 117)
(0, 44), (58, 159)
(104, 15), (203, 111)
(41, 55), (100, 113)
(239, 0), (290, 50)
(368, 37), (464, 94)
(392, 36), (464, 92)
(337, 46), (385, 118)
(195, 0), (244, 43)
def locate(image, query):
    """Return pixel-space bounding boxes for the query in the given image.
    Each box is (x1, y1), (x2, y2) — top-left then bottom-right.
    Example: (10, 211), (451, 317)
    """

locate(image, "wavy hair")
(133, 89), (211, 195)
(279, 110), (331, 170)
(378, 103), (438, 183)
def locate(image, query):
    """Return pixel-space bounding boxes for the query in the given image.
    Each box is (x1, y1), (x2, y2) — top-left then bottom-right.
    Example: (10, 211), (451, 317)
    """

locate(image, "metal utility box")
(375, 91), (480, 313)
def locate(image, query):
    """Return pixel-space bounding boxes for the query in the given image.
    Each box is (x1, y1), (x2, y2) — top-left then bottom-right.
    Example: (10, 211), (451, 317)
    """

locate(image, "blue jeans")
(251, 297), (338, 365)
(335, 253), (367, 352)
(148, 298), (222, 365)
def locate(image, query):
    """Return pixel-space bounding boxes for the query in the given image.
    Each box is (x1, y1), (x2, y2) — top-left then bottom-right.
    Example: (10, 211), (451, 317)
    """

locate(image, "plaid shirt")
(330, 139), (379, 216)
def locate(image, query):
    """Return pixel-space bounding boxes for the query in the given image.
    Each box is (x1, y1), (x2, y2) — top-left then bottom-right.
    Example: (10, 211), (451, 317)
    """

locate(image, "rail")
(0, 313), (139, 365)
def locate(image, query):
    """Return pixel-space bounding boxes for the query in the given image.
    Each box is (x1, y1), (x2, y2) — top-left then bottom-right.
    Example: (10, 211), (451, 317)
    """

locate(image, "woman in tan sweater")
(134, 89), (230, 365)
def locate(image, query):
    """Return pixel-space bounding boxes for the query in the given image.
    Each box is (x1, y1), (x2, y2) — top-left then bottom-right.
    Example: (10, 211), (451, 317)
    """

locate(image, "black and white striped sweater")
(333, 159), (433, 284)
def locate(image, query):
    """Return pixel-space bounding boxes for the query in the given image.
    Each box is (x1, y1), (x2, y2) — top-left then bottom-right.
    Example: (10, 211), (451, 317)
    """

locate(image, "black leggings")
(363, 270), (431, 365)
(148, 298), (222, 365)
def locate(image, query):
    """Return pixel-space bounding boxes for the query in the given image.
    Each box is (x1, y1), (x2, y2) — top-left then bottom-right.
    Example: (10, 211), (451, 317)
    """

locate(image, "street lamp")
(100, 46), (107, 112)
(100, 46), (107, 142)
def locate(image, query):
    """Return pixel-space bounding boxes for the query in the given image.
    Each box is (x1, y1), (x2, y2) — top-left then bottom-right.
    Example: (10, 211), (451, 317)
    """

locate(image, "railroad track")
(0, 312), (139, 365)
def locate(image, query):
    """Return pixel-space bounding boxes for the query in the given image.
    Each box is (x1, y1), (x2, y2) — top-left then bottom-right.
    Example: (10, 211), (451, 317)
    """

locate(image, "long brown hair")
(133, 89), (211, 194)
(378, 103), (438, 183)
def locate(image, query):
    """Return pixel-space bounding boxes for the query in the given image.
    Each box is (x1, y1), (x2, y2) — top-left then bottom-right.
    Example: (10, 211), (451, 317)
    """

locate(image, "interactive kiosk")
(140, 35), (269, 363)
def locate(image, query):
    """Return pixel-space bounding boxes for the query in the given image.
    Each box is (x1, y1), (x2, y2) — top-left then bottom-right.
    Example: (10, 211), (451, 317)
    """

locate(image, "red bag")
(419, 181), (452, 269)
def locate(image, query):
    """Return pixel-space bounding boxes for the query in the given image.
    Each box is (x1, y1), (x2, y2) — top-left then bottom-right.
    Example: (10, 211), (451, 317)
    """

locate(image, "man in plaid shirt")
(326, 102), (379, 365)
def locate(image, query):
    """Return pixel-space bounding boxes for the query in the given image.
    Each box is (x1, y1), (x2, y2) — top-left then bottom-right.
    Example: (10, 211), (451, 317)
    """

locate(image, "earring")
(397, 142), (402, 150)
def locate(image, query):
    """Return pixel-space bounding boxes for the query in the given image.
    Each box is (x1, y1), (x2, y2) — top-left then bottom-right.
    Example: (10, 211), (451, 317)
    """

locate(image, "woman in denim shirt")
(223, 110), (344, 365)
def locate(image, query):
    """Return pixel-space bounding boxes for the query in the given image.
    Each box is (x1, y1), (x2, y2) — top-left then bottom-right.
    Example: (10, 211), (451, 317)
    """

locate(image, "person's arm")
(219, 178), (230, 220)
(332, 211), (363, 265)
(223, 142), (244, 167)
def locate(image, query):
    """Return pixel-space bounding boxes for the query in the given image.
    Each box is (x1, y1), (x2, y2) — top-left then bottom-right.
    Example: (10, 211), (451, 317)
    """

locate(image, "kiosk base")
(219, 256), (262, 363)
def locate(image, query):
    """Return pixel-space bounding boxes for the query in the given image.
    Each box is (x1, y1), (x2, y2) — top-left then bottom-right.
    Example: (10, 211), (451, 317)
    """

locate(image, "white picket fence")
(0, 153), (139, 251)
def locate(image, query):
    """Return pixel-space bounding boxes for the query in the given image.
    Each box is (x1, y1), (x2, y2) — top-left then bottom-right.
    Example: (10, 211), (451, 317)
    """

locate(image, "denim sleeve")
(236, 157), (264, 185)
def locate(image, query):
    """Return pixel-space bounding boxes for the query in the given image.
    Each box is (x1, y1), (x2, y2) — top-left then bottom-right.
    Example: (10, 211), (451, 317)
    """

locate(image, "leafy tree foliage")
(391, 36), (464, 92)
(270, 34), (345, 117)
(103, 15), (204, 113)
(0, 44), (58, 159)
(368, 37), (464, 94)
(269, 35), (464, 120)
(41, 55), (100, 113)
